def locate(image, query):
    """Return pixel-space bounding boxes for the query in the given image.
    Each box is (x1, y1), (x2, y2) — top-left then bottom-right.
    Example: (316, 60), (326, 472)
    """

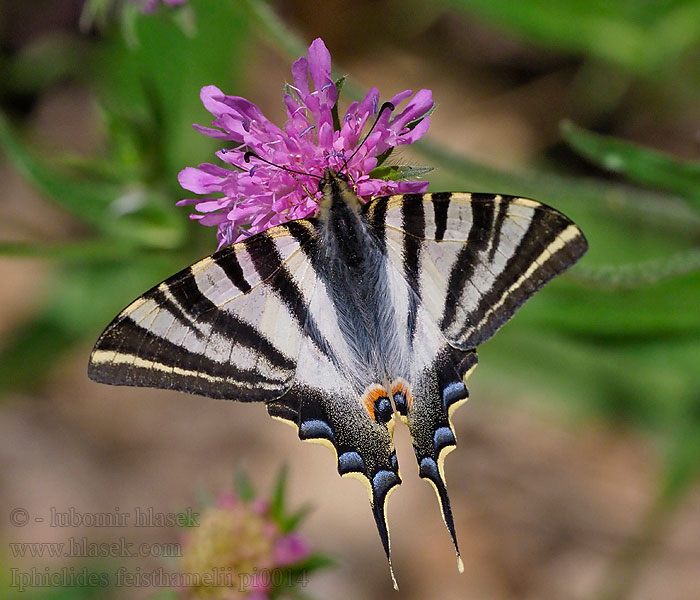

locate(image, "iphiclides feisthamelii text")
(89, 169), (587, 588)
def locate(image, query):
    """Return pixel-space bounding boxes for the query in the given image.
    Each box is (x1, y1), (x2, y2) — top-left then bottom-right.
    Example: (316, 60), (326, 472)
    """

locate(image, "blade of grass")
(562, 120), (700, 209)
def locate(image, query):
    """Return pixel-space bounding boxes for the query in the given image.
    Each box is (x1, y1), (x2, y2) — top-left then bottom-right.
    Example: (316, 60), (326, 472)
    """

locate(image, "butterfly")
(88, 169), (587, 588)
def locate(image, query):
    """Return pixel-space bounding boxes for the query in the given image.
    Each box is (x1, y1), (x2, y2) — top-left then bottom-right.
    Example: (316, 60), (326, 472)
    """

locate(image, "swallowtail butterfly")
(89, 169), (587, 587)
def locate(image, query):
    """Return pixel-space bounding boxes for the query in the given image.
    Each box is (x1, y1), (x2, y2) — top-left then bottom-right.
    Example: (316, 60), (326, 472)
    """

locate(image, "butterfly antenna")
(339, 101), (395, 175)
(243, 151), (322, 180)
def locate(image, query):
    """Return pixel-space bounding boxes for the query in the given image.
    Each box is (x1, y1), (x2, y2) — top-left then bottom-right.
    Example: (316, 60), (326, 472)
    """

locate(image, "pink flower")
(176, 476), (320, 600)
(178, 37), (433, 247)
(273, 533), (310, 566)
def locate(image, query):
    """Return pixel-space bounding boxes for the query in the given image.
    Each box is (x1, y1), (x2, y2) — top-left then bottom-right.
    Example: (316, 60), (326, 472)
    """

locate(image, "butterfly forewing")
(88, 223), (318, 401)
(365, 192), (588, 349)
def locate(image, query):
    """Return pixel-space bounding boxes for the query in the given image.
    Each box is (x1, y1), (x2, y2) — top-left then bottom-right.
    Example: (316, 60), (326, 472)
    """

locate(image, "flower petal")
(199, 85), (228, 116)
(398, 115), (431, 145)
(291, 57), (309, 97)
(307, 38), (332, 91)
(390, 88), (434, 131)
(177, 166), (225, 193)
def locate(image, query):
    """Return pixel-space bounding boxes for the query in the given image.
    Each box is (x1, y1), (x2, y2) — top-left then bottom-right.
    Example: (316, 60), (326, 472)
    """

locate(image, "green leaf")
(108, 188), (187, 249)
(373, 147), (394, 169)
(370, 165), (433, 181)
(270, 464), (289, 525)
(405, 103), (436, 131)
(478, 324), (700, 437)
(79, 0), (116, 32)
(562, 120), (700, 209)
(0, 111), (118, 228)
(280, 504), (312, 534)
(513, 273), (700, 340)
(0, 112), (184, 248)
(286, 552), (337, 574)
(570, 249), (700, 288)
(233, 467), (256, 502)
(96, 0), (252, 180)
(0, 313), (77, 396)
(331, 76), (347, 132)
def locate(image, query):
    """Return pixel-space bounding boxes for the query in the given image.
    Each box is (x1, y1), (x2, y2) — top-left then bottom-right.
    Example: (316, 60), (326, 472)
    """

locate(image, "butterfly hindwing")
(363, 190), (587, 568)
(89, 213), (404, 583)
(267, 374), (400, 585)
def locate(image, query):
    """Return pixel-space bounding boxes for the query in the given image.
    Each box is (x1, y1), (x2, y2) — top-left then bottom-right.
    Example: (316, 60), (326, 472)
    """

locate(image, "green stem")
(564, 248), (700, 289)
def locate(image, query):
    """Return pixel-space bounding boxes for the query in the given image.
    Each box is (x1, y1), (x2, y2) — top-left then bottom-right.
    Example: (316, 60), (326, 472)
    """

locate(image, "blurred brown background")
(1, 1), (700, 599)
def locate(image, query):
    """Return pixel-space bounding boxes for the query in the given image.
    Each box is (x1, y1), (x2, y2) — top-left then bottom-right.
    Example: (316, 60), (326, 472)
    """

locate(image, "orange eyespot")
(391, 379), (413, 416)
(362, 385), (392, 424)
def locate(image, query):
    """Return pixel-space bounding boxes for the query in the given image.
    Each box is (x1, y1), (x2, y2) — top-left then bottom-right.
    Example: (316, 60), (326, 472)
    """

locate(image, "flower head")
(178, 492), (311, 600)
(178, 38), (433, 247)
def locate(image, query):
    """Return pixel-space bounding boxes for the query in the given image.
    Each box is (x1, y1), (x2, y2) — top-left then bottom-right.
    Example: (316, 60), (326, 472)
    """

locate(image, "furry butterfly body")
(89, 170), (587, 587)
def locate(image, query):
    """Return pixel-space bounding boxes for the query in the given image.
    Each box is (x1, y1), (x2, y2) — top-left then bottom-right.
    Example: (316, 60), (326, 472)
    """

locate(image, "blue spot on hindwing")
(338, 451), (365, 475)
(434, 426), (456, 451)
(393, 392), (408, 416)
(419, 457), (439, 480)
(372, 470), (400, 499)
(442, 381), (468, 412)
(300, 419), (335, 442)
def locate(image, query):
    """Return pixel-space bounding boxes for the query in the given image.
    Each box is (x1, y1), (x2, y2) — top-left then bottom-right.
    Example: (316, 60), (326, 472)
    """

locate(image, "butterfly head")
(318, 169), (348, 193)
(317, 169), (363, 214)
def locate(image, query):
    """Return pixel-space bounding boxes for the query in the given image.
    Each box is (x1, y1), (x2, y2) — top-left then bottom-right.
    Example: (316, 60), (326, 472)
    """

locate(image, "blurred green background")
(1, 1), (699, 599)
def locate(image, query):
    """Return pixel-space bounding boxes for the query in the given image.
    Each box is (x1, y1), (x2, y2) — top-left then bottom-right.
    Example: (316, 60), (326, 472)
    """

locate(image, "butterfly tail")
(402, 348), (477, 573)
(267, 380), (403, 588)
(370, 470), (401, 590)
(418, 452), (463, 573)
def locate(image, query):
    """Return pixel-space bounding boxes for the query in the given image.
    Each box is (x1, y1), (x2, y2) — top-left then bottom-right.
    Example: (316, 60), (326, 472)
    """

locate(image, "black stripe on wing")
(164, 258), (295, 369)
(365, 192), (587, 350)
(430, 191), (451, 242)
(400, 194), (425, 340)
(453, 198), (587, 347)
(251, 225), (338, 366)
(89, 317), (278, 400)
(439, 198), (497, 333)
(88, 224), (320, 402)
(362, 195), (390, 252)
